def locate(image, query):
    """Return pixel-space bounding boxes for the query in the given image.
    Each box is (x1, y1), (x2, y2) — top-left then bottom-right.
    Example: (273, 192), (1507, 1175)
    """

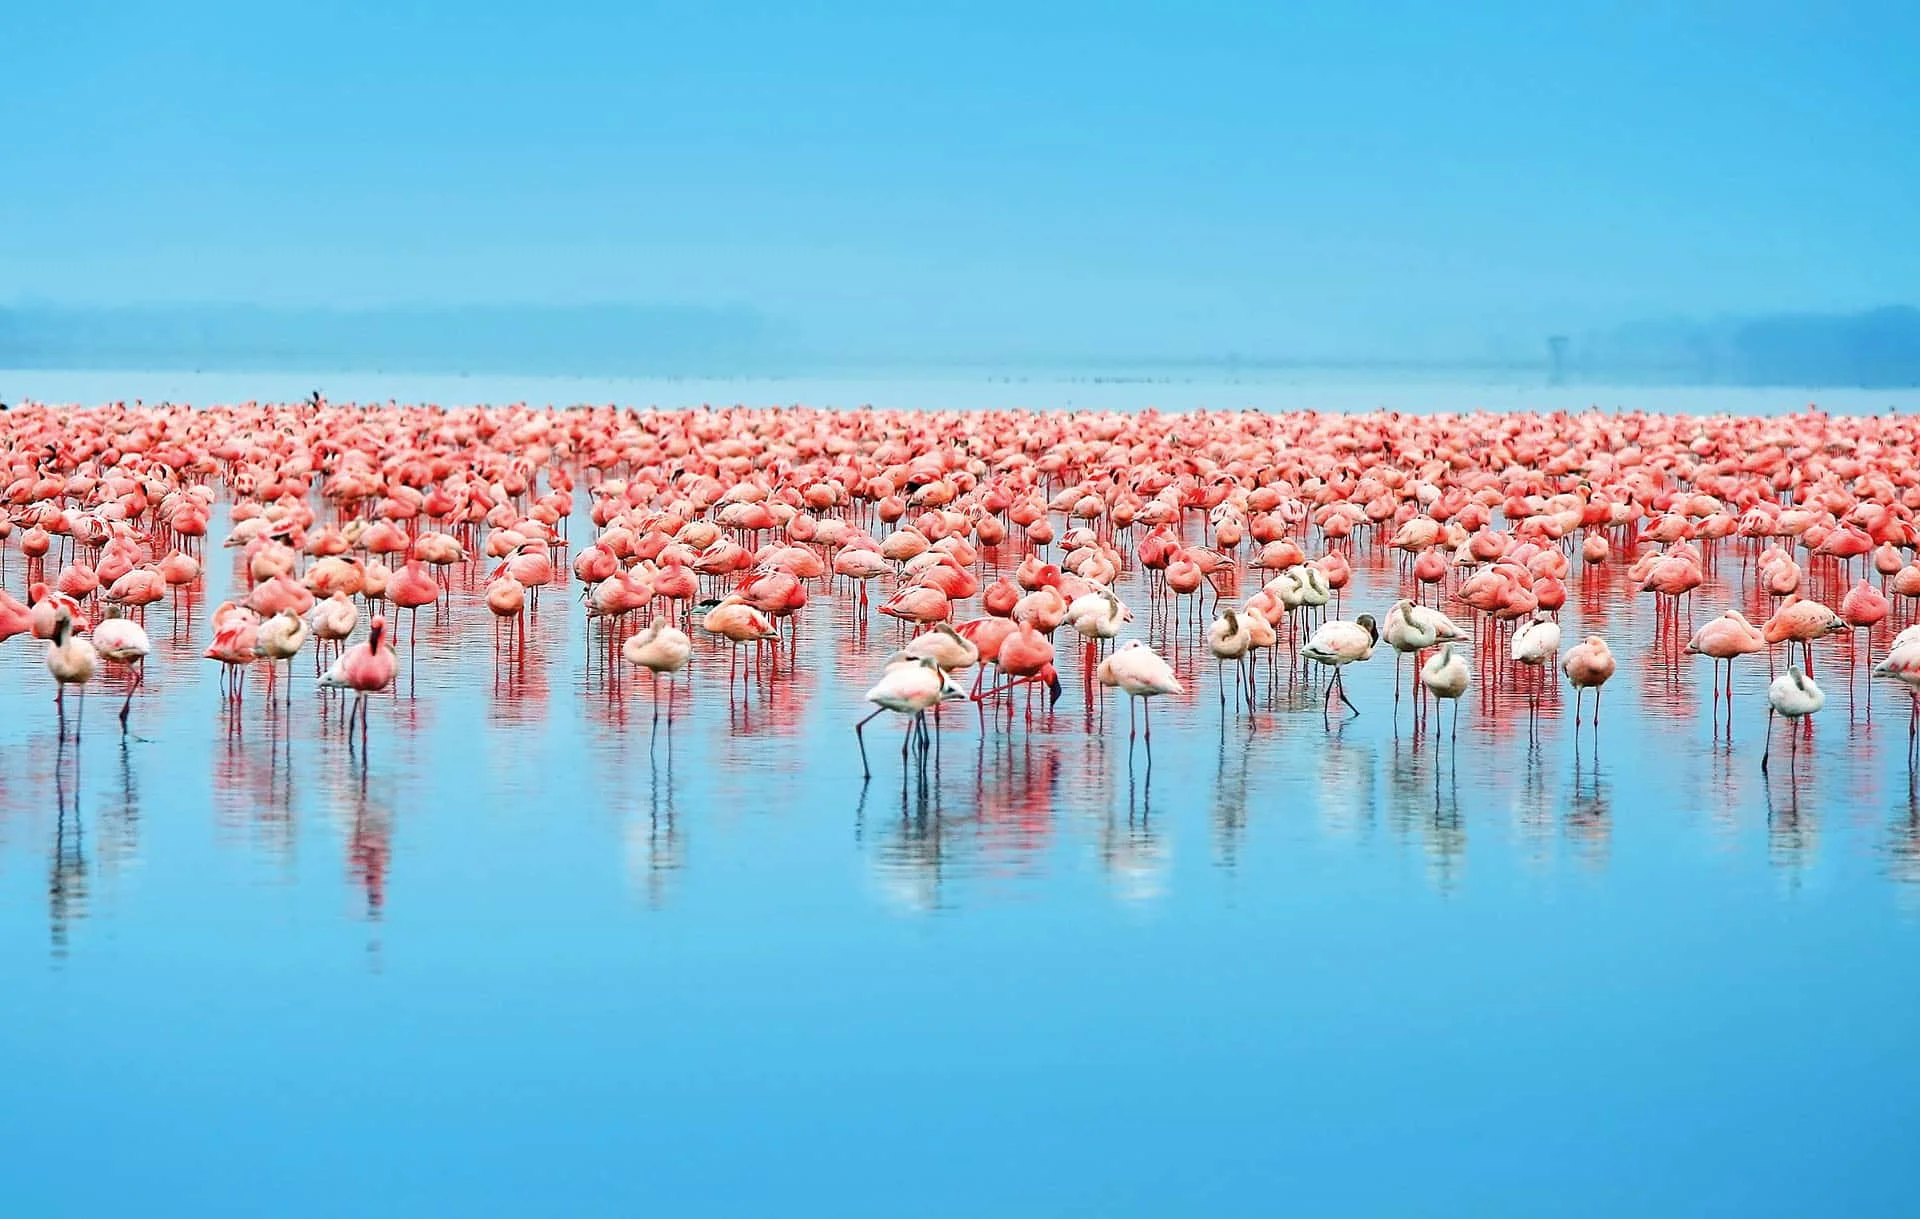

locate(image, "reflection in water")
(213, 707), (299, 867)
(1765, 756), (1822, 882)
(625, 754), (684, 909)
(332, 765), (394, 923)
(1706, 738), (1746, 851)
(869, 757), (966, 913)
(974, 733), (1062, 876)
(1388, 745), (1467, 891)
(1211, 727), (1253, 870)
(1567, 754), (1613, 870)
(1509, 742), (1556, 872)
(49, 741), (87, 959)
(1887, 779), (1920, 904)
(1316, 736), (1377, 843)
(96, 738), (143, 878)
(1104, 752), (1168, 904)
(8, 474), (1920, 948)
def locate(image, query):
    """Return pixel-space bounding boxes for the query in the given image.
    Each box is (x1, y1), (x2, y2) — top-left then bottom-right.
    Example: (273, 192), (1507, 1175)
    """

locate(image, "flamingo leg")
(853, 707), (885, 778)
(120, 665), (142, 729)
(1335, 669), (1359, 718)
(1394, 652), (1402, 727)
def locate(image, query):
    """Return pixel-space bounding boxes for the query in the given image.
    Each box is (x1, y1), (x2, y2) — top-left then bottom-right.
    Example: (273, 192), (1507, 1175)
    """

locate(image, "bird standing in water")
(1873, 634), (1920, 763)
(1301, 614), (1377, 724)
(623, 619), (693, 737)
(1686, 611), (1765, 718)
(1206, 607), (1254, 713)
(855, 655), (969, 778)
(1420, 643), (1469, 743)
(1097, 640), (1184, 746)
(257, 609), (310, 705)
(320, 614), (398, 750)
(1383, 598), (1466, 722)
(1762, 664), (1825, 772)
(1561, 635), (1616, 729)
(46, 604), (97, 739)
(92, 606), (152, 731)
(1511, 611), (1562, 737)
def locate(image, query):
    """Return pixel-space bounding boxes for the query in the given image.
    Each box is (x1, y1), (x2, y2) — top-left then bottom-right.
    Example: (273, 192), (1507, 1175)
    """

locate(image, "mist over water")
(9, 367), (1920, 417)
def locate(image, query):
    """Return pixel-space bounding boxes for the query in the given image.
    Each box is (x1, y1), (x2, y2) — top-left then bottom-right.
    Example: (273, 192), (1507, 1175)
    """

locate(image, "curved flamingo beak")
(1044, 665), (1062, 705)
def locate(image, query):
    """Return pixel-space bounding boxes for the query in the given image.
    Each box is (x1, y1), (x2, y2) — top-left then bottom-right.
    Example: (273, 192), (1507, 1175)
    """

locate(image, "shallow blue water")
(10, 364), (1920, 416)
(4, 496), (1920, 1217)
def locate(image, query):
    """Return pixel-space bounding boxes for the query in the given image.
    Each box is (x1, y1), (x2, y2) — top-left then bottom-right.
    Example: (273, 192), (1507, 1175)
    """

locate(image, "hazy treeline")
(1562, 307), (1920, 387)
(1, 303), (1915, 386)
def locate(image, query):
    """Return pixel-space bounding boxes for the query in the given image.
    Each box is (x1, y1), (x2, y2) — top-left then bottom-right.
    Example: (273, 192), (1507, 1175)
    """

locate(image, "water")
(6, 396), (1920, 1217)
(9, 364), (1920, 415)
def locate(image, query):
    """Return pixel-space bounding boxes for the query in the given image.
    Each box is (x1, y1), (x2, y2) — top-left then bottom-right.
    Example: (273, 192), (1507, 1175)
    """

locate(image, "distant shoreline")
(5, 366), (1916, 416)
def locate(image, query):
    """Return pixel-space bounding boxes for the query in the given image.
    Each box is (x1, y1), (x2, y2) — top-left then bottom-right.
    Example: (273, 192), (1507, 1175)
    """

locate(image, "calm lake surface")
(6, 380), (1920, 1217)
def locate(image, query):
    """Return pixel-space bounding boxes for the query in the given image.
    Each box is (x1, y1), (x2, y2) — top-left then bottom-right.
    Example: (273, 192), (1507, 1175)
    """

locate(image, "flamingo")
(1874, 638), (1920, 763)
(1511, 610), (1562, 728)
(1762, 665), (1825, 773)
(901, 622), (979, 674)
(854, 656), (968, 777)
(1686, 611), (1766, 719)
(1420, 643), (1469, 742)
(623, 619), (694, 735)
(1096, 640), (1184, 745)
(257, 609), (311, 703)
(1762, 598), (1847, 675)
(45, 604), (98, 738)
(92, 608), (151, 731)
(1301, 614), (1377, 724)
(1382, 598), (1466, 721)
(307, 593), (360, 669)
(204, 608), (260, 701)
(1561, 635), (1617, 728)
(320, 614), (399, 749)
(0, 587), (32, 643)
(1206, 606), (1254, 712)
(701, 595), (780, 688)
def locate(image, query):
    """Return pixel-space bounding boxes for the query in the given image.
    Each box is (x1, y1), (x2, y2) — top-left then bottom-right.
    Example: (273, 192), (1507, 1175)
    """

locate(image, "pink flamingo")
(320, 614), (398, 750)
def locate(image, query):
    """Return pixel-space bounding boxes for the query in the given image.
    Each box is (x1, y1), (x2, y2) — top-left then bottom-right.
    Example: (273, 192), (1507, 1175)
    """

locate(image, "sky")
(4, 1), (1917, 361)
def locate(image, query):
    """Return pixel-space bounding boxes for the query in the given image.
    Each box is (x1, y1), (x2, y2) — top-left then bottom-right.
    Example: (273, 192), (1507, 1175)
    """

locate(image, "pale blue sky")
(4, 2), (1916, 358)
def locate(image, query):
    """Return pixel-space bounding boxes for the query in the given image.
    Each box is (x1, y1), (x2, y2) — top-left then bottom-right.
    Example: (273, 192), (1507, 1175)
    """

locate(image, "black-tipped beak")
(1048, 673), (1063, 705)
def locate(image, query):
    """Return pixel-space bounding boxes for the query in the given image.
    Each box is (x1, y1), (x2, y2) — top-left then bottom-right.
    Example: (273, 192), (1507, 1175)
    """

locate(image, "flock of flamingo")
(5, 399), (1920, 779)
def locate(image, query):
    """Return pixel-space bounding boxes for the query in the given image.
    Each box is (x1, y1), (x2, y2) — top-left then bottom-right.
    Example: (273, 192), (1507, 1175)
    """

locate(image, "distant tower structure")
(1547, 335), (1571, 385)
